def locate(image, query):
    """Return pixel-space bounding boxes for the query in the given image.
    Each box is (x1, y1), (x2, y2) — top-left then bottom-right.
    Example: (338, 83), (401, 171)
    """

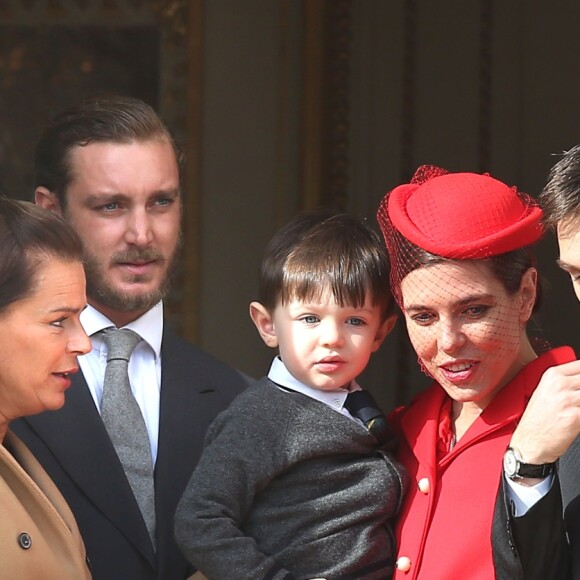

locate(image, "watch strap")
(516, 461), (554, 479)
(505, 446), (554, 480)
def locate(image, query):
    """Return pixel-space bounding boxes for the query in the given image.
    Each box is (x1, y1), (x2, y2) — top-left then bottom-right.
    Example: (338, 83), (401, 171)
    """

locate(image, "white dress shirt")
(504, 472), (553, 516)
(267, 356), (361, 422)
(78, 302), (163, 464)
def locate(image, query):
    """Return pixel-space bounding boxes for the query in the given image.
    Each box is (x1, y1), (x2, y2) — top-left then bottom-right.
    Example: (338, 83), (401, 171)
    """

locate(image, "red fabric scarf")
(436, 397), (454, 460)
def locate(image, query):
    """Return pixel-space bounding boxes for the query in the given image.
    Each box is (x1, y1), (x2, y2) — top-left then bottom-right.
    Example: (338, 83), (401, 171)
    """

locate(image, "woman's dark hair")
(0, 197), (83, 312)
(395, 234), (542, 313)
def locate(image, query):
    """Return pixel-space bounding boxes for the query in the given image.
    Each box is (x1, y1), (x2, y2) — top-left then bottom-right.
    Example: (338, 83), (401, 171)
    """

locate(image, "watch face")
(503, 449), (518, 477)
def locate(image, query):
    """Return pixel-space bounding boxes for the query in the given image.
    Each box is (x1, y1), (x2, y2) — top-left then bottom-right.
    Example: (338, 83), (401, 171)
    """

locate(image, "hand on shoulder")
(511, 359), (580, 464)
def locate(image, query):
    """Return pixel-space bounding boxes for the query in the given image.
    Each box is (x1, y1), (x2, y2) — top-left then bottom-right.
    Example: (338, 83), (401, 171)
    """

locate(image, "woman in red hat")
(376, 165), (574, 579)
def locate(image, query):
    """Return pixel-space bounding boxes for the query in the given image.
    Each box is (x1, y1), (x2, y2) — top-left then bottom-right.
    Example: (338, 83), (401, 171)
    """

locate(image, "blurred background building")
(1, 0), (578, 410)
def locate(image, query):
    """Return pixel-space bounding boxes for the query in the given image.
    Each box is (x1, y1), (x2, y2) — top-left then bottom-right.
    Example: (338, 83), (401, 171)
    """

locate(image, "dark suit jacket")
(492, 471), (570, 579)
(561, 435), (580, 578)
(12, 327), (251, 580)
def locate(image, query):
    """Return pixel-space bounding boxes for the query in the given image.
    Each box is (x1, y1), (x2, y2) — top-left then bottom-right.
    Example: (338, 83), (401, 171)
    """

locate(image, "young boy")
(175, 211), (407, 580)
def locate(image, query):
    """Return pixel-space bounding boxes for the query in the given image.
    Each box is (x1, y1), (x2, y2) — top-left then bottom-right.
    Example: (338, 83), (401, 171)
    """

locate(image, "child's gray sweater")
(175, 378), (406, 580)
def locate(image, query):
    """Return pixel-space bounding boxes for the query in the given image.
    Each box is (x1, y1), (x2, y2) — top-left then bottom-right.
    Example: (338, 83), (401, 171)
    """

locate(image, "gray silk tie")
(100, 328), (156, 547)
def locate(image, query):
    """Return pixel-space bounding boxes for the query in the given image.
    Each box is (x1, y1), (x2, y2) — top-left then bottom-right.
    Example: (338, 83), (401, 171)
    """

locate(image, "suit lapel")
(155, 329), (225, 489)
(154, 327), (245, 573)
(20, 371), (156, 566)
(154, 329), (206, 566)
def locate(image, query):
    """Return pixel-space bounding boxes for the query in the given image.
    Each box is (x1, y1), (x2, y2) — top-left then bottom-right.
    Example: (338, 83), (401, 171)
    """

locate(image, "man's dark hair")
(540, 144), (580, 235)
(34, 96), (182, 207)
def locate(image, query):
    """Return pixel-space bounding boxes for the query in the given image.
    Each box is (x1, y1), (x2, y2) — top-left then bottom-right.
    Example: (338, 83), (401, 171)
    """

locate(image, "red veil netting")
(376, 165), (546, 380)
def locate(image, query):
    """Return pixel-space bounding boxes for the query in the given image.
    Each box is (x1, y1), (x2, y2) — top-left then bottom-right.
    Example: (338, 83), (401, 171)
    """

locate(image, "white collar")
(267, 356), (359, 411)
(80, 302), (164, 359)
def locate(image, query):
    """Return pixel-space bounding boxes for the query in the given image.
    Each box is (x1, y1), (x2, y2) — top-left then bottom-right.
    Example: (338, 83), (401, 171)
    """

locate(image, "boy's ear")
(371, 313), (397, 353)
(249, 302), (278, 348)
(35, 187), (62, 214)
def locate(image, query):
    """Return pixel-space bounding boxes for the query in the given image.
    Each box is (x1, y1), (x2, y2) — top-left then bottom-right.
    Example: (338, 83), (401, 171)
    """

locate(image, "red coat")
(392, 347), (576, 580)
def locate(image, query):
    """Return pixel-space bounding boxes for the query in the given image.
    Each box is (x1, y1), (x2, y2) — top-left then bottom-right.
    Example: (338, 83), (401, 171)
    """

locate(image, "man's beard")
(83, 247), (178, 313)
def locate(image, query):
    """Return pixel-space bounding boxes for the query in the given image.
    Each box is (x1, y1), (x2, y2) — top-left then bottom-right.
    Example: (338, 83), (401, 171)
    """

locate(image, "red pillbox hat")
(377, 165), (544, 259)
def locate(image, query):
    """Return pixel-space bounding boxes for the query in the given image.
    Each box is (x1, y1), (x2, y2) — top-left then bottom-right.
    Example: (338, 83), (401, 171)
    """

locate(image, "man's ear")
(371, 313), (397, 353)
(249, 302), (278, 348)
(35, 187), (62, 214)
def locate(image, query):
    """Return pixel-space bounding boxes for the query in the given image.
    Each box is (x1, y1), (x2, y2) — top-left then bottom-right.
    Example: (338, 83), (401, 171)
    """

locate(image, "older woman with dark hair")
(376, 166), (574, 579)
(0, 197), (91, 578)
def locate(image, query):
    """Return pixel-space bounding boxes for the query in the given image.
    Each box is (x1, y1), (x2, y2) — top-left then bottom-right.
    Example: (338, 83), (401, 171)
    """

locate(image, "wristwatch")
(503, 447), (554, 480)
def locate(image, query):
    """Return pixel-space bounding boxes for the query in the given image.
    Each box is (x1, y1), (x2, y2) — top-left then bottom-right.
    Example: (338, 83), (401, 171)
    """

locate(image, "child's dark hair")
(258, 210), (394, 320)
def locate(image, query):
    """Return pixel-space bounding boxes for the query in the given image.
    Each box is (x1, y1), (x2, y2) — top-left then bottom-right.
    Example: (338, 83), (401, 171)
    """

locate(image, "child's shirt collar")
(267, 356), (360, 416)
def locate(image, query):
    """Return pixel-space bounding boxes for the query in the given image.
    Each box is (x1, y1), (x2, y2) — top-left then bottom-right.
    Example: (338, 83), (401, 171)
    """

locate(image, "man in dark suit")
(492, 145), (580, 579)
(12, 96), (251, 580)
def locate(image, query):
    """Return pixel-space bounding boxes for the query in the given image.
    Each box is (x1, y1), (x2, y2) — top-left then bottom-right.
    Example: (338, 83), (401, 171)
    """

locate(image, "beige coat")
(0, 431), (91, 579)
